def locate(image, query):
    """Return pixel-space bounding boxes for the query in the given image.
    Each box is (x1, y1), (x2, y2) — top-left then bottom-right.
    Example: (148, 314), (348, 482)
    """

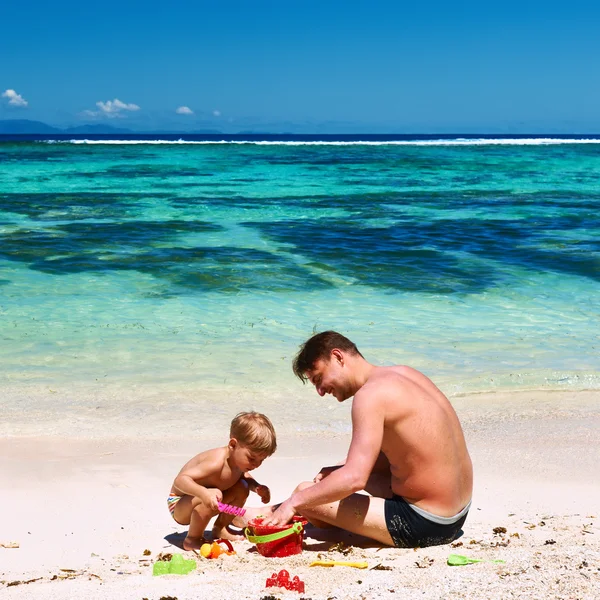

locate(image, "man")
(258, 331), (473, 548)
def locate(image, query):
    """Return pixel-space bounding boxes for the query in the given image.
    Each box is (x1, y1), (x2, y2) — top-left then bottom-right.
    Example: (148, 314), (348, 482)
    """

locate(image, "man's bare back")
(360, 365), (472, 516)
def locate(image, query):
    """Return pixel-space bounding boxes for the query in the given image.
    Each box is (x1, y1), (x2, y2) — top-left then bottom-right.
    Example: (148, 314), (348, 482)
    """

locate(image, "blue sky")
(1, 0), (598, 132)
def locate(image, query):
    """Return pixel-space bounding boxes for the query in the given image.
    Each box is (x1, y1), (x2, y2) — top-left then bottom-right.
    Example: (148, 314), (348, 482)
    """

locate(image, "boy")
(168, 411), (276, 550)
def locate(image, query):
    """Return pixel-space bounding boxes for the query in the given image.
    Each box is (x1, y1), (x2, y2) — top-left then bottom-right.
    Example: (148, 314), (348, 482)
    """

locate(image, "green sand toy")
(152, 553), (197, 576)
(447, 553), (505, 566)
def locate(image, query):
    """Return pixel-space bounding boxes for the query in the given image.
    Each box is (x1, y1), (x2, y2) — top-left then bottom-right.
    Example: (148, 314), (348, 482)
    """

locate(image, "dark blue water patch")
(102, 164), (210, 178)
(342, 177), (427, 187)
(565, 172), (600, 185)
(15, 176), (53, 184)
(0, 222), (331, 292)
(165, 189), (600, 218)
(238, 145), (598, 179)
(244, 220), (495, 293)
(0, 192), (171, 221)
(0, 279), (10, 286)
(58, 219), (223, 243)
(245, 210), (600, 293)
(255, 146), (488, 170)
(161, 249), (333, 293)
(178, 181), (219, 188)
(13, 243), (332, 292)
(0, 220), (223, 262)
(168, 194), (269, 208)
(505, 191), (600, 210)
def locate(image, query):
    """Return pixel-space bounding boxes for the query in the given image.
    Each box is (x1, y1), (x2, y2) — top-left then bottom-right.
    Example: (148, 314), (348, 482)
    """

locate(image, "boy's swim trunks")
(167, 493), (182, 518)
(384, 495), (470, 548)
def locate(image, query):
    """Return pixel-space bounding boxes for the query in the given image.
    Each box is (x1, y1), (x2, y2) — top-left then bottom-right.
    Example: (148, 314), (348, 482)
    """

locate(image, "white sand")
(1, 390), (599, 599)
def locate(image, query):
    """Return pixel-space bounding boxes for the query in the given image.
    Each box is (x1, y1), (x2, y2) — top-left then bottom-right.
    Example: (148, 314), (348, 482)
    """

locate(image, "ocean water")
(1, 136), (599, 436)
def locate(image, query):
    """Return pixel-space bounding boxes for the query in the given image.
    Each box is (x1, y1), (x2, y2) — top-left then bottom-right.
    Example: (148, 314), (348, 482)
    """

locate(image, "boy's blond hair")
(230, 412), (277, 455)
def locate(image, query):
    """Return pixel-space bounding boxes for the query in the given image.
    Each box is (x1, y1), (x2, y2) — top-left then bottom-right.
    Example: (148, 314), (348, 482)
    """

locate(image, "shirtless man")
(255, 331), (473, 548)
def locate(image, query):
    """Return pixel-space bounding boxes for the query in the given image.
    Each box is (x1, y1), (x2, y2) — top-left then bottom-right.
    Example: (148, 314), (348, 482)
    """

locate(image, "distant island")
(0, 119), (222, 135)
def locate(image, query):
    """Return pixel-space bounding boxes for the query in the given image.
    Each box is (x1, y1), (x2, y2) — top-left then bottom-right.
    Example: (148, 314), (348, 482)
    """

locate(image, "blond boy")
(168, 412), (276, 549)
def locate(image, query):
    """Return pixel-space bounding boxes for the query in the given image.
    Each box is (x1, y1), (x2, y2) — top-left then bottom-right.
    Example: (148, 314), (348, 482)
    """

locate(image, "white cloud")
(2, 89), (28, 107)
(82, 98), (140, 119)
(176, 106), (194, 115)
(96, 98), (140, 116)
(213, 110), (221, 117)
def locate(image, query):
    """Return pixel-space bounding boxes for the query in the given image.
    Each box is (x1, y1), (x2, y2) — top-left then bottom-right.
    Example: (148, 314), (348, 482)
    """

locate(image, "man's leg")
(294, 482), (394, 546)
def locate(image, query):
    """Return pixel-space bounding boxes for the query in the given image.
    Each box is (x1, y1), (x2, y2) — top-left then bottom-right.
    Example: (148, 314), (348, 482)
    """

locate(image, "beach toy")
(447, 553), (505, 566)
(152, 553), (196, 576)
(244, 516), (306, 557)
(217, 501), (246, 517)
(265, 569), (305, 593)
(197, 539), (235, 559)
(310, 559), (368, 569)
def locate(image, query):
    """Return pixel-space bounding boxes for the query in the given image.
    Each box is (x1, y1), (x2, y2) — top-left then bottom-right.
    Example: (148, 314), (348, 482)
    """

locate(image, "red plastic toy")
(246, 516), (307, 557)
(265, 569), (305, 593)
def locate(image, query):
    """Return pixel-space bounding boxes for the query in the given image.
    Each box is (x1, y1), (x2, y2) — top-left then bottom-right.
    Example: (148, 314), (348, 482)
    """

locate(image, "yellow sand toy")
(310, 559), (368, 569)
(196, 539), (236, 559)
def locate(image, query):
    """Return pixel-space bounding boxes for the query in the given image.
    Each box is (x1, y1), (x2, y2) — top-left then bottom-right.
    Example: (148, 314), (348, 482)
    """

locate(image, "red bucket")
(244, 516), (306, 557)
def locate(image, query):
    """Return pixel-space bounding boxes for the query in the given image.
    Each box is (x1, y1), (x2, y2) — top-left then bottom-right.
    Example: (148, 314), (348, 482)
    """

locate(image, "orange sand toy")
(197, 539), (236, 559)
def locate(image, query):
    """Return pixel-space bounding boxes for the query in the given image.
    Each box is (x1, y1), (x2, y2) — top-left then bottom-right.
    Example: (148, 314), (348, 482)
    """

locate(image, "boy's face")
(229, 439), (269, 471)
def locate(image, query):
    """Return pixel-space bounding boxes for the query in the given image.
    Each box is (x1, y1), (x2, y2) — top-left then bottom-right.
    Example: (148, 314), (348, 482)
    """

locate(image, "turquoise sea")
(1, 136), (599, 436)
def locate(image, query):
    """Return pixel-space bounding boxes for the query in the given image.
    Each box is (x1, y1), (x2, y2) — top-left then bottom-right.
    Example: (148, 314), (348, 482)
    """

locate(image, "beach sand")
(1, 390), (599, 599)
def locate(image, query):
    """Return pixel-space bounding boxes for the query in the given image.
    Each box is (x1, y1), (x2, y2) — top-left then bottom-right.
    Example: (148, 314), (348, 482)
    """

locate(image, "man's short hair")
(292, 331), (363, 382)
(230, 412), (277, 455)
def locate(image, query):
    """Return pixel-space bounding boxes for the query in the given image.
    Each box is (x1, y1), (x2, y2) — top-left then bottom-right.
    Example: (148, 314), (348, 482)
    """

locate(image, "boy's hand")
(255, 484), (271, 504)
(205, 488), (223, 511)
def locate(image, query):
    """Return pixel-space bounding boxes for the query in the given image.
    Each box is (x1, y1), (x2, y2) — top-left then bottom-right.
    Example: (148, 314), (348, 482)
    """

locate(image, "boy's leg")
(173, 495), (216, 550)
(212, 479), (249, 541)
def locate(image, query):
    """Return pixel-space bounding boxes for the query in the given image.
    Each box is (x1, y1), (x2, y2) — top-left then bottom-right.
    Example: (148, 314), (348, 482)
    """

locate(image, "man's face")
(306, 354), (351, 402)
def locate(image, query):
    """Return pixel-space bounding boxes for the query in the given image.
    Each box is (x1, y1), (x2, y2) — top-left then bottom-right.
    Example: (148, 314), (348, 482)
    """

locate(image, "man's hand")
(263, 499), (296, 527)
(255, 484), (271, 504)
(314, 465), (342, 483)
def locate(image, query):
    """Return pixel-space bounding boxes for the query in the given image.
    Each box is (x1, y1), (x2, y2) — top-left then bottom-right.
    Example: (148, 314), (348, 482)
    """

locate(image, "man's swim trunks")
(167, 493), (182, 518)
(384, 495), (470, 548)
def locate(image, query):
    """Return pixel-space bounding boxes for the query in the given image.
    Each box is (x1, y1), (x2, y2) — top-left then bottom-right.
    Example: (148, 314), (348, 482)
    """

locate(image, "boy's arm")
(242, 472), (271, 504)
(172, 455), (224, 509)
(242, 472), (258, 492)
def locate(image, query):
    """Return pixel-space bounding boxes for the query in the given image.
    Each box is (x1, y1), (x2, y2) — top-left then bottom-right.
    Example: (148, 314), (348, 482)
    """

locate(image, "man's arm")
(269, 389), (386, 523)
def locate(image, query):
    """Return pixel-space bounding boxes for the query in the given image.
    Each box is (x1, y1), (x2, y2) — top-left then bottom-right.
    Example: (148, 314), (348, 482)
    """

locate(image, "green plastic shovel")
(447, 553), (505, 566)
